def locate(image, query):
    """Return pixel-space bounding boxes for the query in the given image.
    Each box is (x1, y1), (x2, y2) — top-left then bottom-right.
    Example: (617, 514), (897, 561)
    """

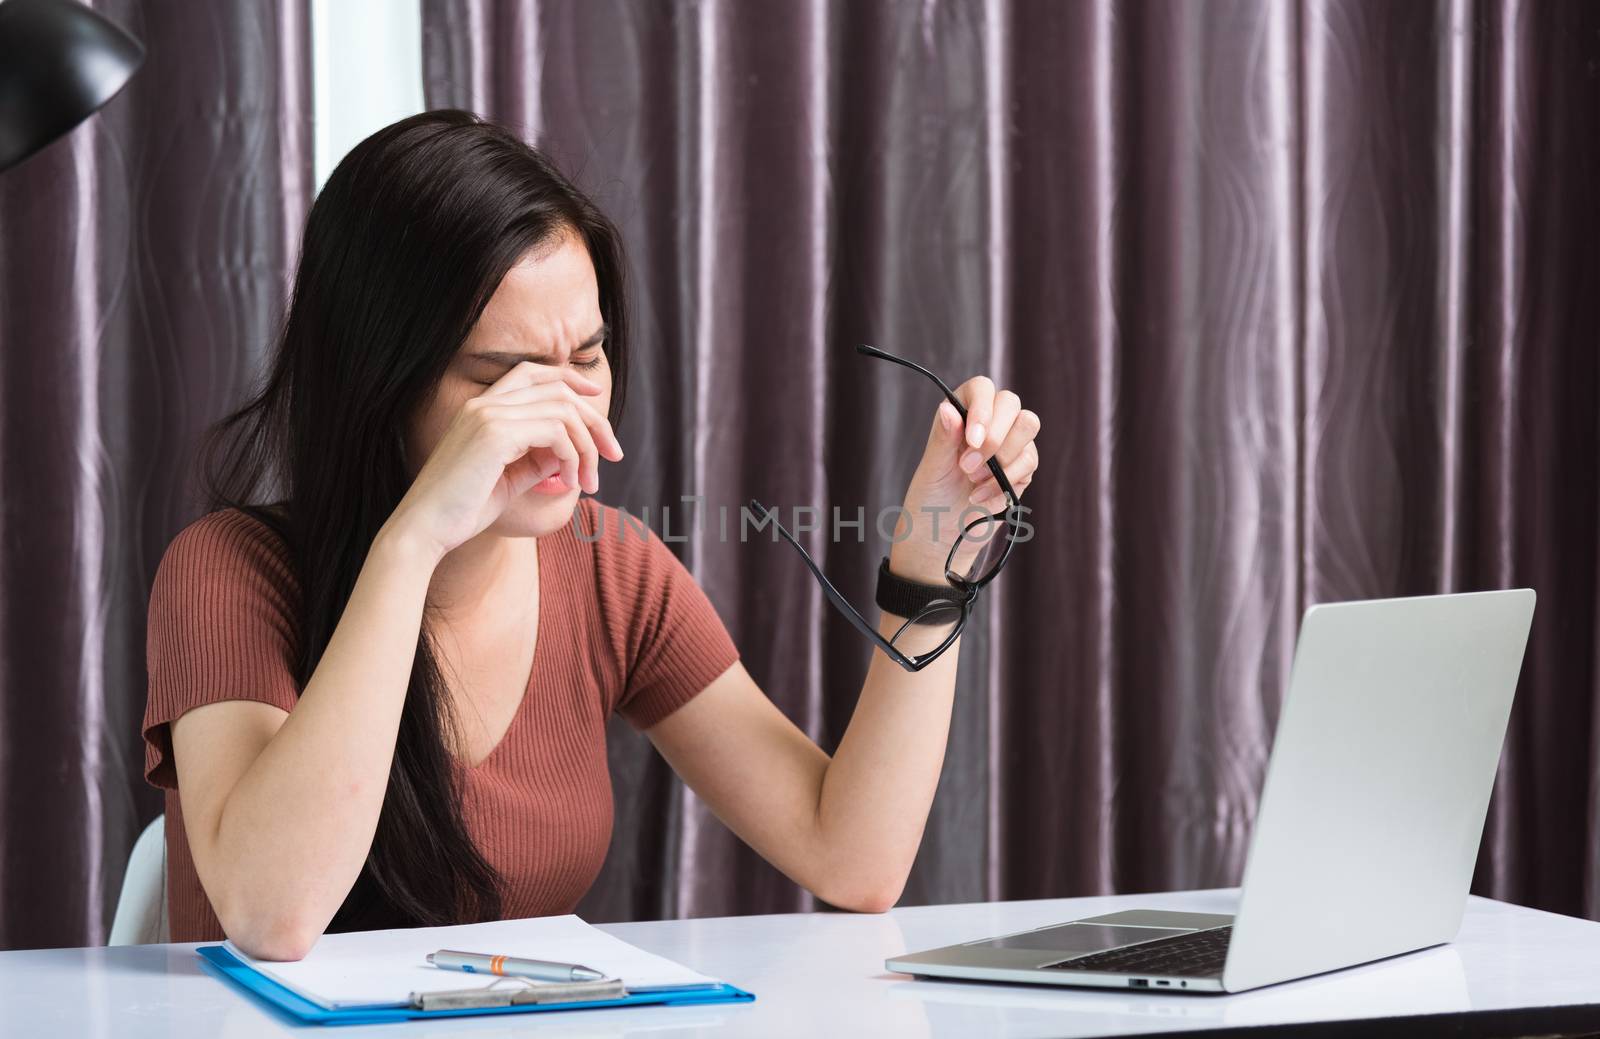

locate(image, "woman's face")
(405, 230), (612, 539)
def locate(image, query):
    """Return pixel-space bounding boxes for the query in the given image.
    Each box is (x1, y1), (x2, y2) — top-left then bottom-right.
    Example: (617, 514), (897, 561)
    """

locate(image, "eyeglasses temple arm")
(748, 500), (921, 670)
(858, 343), (1021, 519)
(857, 344), (968, 419)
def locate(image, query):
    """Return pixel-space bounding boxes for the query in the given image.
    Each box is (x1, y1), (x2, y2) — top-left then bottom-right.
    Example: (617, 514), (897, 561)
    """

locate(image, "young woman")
(141, 110), (1041, 960)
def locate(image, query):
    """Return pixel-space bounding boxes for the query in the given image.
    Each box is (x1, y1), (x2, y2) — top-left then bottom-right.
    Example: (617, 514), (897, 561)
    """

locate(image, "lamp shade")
(0, 0), (143, 172)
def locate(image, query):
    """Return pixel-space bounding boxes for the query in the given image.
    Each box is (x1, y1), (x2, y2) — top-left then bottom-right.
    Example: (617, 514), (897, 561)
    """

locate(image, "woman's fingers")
(462, 393), (583, 493)
(485, 359), (604, 399)
(991, 407), (1039, 471)
(502, 422), (572, 499)
(460, 390), (589, 494)
(956, 376), (996, 450)
(968, 442), (1038, 512)
(960, 389), (1020, 476)
(509, 418), (582, 494)
(485, 399), (603, 493)
(479, 380), (623, 461)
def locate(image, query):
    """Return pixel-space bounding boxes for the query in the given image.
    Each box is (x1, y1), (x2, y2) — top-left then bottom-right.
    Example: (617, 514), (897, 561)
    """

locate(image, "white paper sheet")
(222, 914), (721, 1010)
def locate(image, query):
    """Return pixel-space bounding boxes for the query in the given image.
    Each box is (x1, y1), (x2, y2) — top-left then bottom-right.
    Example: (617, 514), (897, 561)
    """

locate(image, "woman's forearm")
(203, 522), (440, 956)
(810, 545), (962, 911)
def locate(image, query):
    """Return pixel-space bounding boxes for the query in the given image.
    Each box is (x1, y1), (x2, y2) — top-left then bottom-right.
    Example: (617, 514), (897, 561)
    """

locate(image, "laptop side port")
(1129, 979), (1149, 988)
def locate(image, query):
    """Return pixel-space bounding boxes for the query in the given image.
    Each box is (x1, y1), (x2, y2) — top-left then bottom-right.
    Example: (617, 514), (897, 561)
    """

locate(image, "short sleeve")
(142, 509), (302, 789)
(592, 503), (740, 730)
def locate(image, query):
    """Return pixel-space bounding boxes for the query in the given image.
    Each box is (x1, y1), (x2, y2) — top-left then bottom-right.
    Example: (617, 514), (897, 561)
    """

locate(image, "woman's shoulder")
(563, 496), (726, 621)
(144, 505), (302, 791)
(156, 505), (297, 598)
(563, 499), (740, 729)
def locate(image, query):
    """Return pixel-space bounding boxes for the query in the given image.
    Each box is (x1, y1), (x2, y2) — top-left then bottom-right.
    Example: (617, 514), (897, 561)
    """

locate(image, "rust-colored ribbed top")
(142, 498), (739, 943)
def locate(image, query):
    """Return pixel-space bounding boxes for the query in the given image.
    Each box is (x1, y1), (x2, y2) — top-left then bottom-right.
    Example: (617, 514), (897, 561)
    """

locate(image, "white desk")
(6, 889), (1600, 1037)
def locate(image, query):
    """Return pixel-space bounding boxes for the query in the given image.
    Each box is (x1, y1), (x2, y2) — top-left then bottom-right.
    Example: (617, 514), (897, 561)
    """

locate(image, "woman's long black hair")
(196, 110), (629, 929)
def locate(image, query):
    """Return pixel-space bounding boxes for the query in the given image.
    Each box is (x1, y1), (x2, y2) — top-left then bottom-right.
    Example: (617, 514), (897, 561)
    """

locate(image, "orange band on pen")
(490, 955), (505, 975)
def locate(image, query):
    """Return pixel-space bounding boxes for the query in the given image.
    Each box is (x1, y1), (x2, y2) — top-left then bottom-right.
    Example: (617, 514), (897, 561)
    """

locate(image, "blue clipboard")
(197, 945), (755, 1026)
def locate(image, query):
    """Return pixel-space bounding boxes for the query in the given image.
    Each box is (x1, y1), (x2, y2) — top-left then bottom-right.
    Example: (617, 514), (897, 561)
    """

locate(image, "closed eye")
(468, 327), (608, 383)
(473, 350), (605, 385)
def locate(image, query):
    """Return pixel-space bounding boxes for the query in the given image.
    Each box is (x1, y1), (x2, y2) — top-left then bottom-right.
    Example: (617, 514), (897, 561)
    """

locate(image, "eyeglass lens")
(887, 599), (967, 656)
(945, 509), (1012, 585)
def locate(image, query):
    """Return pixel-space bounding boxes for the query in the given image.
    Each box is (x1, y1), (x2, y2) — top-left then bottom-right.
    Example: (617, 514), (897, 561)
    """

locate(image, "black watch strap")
(875, 557), (960, 623)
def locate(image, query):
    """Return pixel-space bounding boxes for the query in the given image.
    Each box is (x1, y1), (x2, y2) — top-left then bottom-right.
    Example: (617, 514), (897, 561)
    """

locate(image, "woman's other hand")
(386, 361), (625, 561)
(891, 376), (1040, 584)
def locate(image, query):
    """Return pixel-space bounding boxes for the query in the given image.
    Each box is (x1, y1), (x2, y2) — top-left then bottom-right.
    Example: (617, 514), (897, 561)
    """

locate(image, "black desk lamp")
(0, 0), (143, 172)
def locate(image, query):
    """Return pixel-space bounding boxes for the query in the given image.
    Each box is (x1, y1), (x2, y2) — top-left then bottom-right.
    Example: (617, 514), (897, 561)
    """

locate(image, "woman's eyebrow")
(471, 323), (608, 365)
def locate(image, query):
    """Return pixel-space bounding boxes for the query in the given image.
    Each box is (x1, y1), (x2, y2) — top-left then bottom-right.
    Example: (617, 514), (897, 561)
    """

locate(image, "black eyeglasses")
(748, 344), (1021, 671)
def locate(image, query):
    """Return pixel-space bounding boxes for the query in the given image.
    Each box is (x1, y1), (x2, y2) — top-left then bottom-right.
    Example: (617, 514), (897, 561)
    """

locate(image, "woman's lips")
(530, 474), (576, 495)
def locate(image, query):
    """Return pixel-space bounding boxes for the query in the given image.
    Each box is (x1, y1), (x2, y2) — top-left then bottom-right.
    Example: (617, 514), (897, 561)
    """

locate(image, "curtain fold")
(425, 0), (1600, 925)
(0, 0), (312, 949)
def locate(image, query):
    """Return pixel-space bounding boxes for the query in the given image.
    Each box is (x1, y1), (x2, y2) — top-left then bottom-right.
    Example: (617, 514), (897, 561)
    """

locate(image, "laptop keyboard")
(1043, 925), (1232, 978)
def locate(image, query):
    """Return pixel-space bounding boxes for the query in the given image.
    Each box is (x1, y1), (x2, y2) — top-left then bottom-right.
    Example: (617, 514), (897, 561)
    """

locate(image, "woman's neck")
(426, 528), (538, 625)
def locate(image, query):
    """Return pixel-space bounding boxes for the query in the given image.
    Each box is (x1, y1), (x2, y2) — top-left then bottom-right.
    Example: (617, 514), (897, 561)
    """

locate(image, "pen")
(427, 949), (607, 983)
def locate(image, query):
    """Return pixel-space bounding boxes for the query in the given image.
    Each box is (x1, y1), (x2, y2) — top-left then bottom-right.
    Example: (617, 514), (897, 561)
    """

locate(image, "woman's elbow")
(842, 889), (901, 914)
(819, 874), (906, 914)
(219, 901), (323, 961)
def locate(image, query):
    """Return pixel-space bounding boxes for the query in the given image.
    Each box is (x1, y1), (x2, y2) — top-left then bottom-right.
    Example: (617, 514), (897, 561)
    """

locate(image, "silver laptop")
(887, 589), (1536, 994)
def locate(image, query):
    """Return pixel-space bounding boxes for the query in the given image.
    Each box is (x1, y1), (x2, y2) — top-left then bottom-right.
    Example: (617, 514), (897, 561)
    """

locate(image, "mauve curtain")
(2, 0), (1597, 954)
(0, 1), (311, 948)
(424, 0), (1600, 925)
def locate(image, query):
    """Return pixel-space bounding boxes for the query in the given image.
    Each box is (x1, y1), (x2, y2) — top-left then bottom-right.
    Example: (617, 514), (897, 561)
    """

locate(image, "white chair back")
(108, 814), (168, 945)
